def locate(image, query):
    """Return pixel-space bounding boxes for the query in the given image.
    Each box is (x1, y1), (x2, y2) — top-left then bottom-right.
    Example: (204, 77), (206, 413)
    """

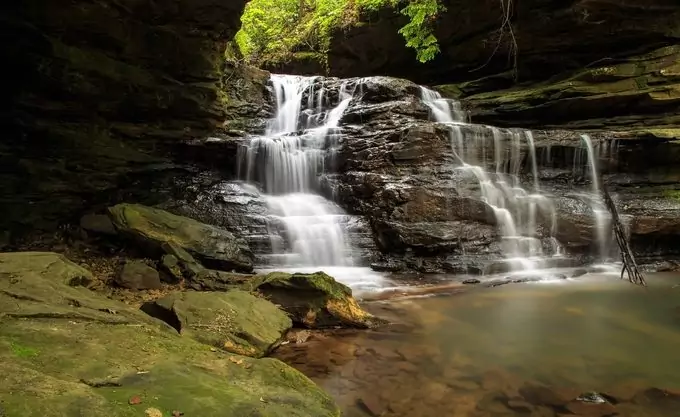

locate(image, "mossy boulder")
(0, 252), (340, 417)
(116, 260), (162, 290)
(247, 272), (385, 329)
(108, 203), (254, 273)
(142, 290), (292, 358)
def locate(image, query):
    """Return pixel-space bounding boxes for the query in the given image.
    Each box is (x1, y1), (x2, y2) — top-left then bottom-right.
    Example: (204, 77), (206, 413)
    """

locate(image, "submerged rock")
(0, 252), (338, 416)
(116, 260), (162, 290)
(141, 290), (292, 358)
(247, 272), (384, 329)
(108, 203), (254, 273)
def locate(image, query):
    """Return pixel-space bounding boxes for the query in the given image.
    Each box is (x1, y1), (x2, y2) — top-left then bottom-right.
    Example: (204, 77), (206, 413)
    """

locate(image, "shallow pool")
(275, 273), (680, 416)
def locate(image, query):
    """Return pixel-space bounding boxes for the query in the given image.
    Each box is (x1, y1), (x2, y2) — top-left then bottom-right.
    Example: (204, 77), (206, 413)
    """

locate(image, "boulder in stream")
(246, 272), (385, 329)
(108, 203), (254, 273)
(141, 290), (292, 358)
(0, 251), (339, 416)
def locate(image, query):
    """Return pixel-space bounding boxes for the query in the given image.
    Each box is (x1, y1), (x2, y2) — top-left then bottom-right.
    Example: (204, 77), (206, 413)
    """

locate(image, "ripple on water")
(274, 272), (680, 417)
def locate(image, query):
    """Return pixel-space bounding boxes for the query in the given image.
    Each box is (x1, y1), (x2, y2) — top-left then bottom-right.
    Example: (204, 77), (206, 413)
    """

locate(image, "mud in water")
(274, 273), (680, 417)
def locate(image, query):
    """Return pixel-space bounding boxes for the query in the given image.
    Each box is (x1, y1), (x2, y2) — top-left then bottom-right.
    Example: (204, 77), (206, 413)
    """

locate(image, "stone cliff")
(1, 0), (269, 239)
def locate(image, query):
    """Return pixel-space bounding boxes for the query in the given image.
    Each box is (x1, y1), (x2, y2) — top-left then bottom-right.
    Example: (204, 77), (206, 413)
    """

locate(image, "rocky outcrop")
(247, 272), (384, 329)
(108, 203), (254, 273)
(0, 252), (340, 416)
(437, 46), (680, 133)
(1, 0), (270, 239)
(309, 1), (680, 86)
(141, 290), (292, 358)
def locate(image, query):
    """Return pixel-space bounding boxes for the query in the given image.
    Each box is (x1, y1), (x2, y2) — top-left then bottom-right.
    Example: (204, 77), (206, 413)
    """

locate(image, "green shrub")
(236, 0), (445, 66)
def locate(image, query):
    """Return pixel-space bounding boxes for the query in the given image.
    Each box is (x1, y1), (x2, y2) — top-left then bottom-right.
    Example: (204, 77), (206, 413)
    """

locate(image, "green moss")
(9, 341), (39, 358)
(638, 128), (680, 139)
(663, 190), (680, 201)
(251, 271), (352, 301)
(0, 253), (339, 417)
(245, 271), (383, 329)
(153, 290), (292, 357)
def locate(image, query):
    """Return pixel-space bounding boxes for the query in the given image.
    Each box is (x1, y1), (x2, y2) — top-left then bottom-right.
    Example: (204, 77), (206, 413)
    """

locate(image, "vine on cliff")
(236, 0), (445, 67)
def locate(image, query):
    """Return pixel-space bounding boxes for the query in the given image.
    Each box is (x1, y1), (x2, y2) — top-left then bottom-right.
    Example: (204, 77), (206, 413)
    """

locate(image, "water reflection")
(275, 273), (680, 416)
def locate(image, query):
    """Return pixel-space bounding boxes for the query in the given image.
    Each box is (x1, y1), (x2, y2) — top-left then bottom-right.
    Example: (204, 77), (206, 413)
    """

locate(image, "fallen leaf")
(128, 395), (142, 405)
(228, 356), (244, 365)
(145, 408), (162, 417)
(260, 397), (267, 403)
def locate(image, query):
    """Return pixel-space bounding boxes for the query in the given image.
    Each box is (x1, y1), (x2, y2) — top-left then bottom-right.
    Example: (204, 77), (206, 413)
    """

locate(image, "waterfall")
(239, 75), (383, 290)
(421, 87), (560, 272)
(580, 134), (612, 261)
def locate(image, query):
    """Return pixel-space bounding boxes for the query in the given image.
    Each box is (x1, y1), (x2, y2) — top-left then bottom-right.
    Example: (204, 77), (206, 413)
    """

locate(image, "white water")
(240, 75), (384, 291)
(580, 134), (612, 260)
(421, 87), (561, 273)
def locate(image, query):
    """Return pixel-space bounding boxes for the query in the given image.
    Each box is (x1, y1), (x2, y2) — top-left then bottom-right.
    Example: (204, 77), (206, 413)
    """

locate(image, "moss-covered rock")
(142, 290), (292, 358)
(108, 203), (254, 273)
(436, 46), (680, 132)
(0, 251), (94, 288)
(246, 272), (385, 329)
(0, 252), (340, 417)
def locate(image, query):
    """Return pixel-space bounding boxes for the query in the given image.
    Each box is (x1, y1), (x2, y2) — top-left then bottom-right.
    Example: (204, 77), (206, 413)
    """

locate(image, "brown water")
(275, 273), (680, 416)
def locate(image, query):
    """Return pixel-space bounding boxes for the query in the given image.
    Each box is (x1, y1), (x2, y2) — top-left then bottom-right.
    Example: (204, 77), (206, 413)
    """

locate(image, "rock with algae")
(108, 203), (254, 273)
(246, 271), (386, 328)
(0, 251), (340, 417)
(141, 290), (292, 358)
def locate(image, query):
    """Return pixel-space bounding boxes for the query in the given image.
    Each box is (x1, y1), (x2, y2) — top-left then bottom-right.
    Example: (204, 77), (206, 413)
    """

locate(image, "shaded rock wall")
(321, 0), (680, 86)
(1, 0), (269, 238)
(437, 46), (680, 133)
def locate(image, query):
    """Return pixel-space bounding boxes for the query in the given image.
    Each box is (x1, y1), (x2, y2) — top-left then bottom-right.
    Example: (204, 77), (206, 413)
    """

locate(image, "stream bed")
(274, 273), (680, 416)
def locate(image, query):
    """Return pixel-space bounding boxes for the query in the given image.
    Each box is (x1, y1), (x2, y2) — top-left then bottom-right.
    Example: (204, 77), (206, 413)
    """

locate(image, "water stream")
(239, 75), (384, 290)
(275, 272), (680, 417)
(238, 76), (619, 289)
(421, 88), (561, 273)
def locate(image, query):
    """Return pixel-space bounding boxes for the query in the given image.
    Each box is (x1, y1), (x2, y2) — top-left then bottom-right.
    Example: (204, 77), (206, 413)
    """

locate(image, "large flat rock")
(142, 290), (292, 358)
(0, 251), (340, 417)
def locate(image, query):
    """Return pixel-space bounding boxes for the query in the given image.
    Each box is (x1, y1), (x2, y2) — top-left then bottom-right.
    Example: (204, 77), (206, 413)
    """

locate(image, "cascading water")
(239, 75), (384, 290)
(579, 134), (613, 261)
(421, 87), (561, 273)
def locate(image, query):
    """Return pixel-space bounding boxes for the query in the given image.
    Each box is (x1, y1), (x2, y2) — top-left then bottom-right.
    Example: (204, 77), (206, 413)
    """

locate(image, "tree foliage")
(235, 0), (445, 66)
